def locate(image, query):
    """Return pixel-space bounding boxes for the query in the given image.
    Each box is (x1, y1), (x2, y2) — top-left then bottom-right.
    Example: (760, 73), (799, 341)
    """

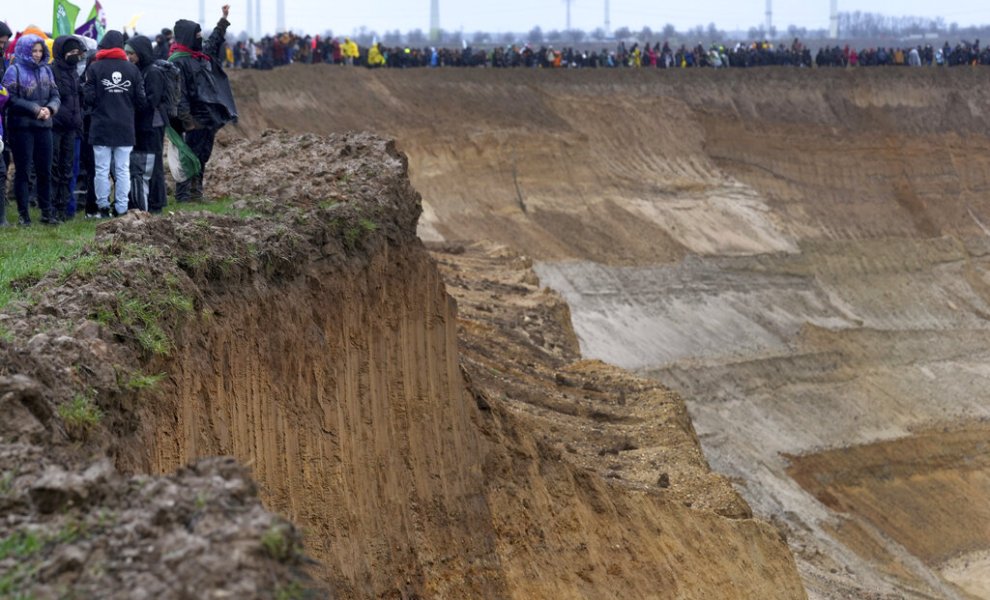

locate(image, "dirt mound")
(223, 67), (990, 598)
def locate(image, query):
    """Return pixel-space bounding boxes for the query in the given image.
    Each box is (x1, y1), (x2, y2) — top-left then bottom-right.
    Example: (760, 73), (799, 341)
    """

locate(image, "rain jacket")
(52, 35), (85, 135)
(169, 18), (237, 131)
(367, 44), (385, 67)
(1, 34), (60, 130)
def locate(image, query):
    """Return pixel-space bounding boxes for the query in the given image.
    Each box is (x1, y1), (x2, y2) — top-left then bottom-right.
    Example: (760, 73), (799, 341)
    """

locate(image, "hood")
(125, 35), (155, 69)
(0, 21), (12, 40)
(53, 35), (84, 67)
(14, 34), (49, 66)
(98, 30), (125, 50)
(173, 19), (202, 50)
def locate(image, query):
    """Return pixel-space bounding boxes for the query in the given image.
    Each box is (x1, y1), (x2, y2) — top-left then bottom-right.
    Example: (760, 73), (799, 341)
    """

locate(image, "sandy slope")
(228, 66), (990, 598)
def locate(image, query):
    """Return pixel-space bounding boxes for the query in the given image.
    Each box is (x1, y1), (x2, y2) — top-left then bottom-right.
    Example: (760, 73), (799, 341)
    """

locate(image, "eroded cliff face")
(119, 131), (803, 598)
(223, 68), (990, 598)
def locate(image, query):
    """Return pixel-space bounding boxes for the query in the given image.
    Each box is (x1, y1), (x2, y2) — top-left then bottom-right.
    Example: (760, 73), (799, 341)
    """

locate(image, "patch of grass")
(0, 530), (42, 560)
(125, 372), (167, 391)
(57, 253), (103, 284)
(275, 582), (306, 600)
(116, 287), (192, 355)
(58, 393), (103, 436)
(260, 525), (298, 563)
(56, 518), (88, 544)
(0, 211), (99, 309)
(341, 217), (379, 250)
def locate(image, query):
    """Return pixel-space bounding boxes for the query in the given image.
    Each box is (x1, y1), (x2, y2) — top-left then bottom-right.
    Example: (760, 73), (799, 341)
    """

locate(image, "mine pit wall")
(90, 132), (808, 597)
(126, 216), (807, 599)
(140, 243), (504, 596)
(223, 68), (990, 598)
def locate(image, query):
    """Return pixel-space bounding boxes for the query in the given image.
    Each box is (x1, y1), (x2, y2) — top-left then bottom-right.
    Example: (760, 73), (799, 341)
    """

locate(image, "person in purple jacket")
(1, 34), (61, 225)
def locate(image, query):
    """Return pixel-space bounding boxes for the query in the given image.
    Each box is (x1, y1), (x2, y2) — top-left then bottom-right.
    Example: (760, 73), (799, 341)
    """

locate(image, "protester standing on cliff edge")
(169, 4), (238, 203)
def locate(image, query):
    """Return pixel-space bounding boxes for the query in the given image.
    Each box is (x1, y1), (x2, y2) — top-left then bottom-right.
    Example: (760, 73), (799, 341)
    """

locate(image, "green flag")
(53, 0), (81, 37)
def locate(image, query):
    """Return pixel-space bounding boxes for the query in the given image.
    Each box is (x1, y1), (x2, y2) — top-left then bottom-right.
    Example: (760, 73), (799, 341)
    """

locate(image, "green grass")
(0, 530), (42, 561)
(260, 525), (298, 563)
(275, 582), (306, 600)
(0, 207), (98, 308)
(57, 393), (103, 436)
(0, 198), (249, 312)
(124, 371), (167, 391)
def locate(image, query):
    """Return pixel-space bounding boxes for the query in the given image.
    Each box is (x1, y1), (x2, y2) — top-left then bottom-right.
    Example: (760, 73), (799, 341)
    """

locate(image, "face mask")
(66, 54), (82, 65)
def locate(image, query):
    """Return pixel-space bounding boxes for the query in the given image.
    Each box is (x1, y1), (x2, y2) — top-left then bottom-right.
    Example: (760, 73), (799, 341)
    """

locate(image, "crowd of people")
(3, 9), (988, 228)
(227, 32), (990, 70)
(0, 5), (236, 226)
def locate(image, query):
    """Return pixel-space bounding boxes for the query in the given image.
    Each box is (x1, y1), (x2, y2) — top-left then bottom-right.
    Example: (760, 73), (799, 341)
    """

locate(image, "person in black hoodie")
(83, 30), (146, 217)
(51, 35), (85, 222)
(169, 5), (237, 202)
(124, 35), (166, 212)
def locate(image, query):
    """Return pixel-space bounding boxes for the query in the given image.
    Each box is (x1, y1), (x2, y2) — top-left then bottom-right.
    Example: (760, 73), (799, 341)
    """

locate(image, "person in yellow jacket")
(367, 43), (385, 67)
(342, 37), (359, 66)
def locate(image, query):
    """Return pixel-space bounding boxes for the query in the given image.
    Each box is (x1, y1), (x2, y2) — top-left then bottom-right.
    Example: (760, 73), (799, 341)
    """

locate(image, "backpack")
(152, 59), (182, 118)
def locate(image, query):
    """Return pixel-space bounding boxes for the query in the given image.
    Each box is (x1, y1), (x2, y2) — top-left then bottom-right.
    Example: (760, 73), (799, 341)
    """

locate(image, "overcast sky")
(3, 1), (988, 38)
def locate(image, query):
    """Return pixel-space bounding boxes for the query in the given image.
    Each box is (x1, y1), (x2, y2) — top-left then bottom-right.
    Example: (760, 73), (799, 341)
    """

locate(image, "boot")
(175, 179), (193, 203)
(191, 175), (204, 201)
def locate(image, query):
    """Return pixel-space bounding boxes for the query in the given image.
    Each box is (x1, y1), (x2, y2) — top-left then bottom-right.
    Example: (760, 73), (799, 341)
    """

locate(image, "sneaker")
(17, 218), (31, 227)
(98, 208), (111, 219)
(85, 213), (100, 219)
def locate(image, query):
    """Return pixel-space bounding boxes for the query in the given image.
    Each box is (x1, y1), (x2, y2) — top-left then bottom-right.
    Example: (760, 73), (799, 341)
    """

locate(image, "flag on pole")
(53, 0), (81, 38)
(75, 1), (106, 41)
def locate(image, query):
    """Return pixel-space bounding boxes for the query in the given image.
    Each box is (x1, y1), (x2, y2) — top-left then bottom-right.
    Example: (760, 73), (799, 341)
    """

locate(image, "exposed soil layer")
(1, 131), (803, 598)
(222, 67), (990, 598)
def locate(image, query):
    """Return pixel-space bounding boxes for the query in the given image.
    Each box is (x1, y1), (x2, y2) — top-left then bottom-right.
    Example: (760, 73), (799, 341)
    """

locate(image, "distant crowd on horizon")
(231, 32), (990, 69)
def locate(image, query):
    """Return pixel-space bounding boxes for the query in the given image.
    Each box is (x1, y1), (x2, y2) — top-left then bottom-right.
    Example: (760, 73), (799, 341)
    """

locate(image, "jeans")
(93, 145), (132, 214)
(9, 126), (54, 222)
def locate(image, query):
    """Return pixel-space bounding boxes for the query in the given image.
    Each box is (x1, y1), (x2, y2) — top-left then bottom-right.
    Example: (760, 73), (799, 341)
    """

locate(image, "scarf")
(95, 48), (128, 61)
(169, 43), (210, 62)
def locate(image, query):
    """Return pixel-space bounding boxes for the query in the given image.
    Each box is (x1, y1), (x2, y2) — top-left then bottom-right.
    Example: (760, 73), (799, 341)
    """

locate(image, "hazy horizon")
(3, 1), (988, 39)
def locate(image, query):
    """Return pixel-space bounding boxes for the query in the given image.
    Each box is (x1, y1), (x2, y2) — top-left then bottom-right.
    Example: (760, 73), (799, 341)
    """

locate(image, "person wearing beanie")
(83, 30), (147, 217)
(2, 34), (61, 225)
(154, 28), (173, 61)
(51, 35), (85, 221)
(169, 4), (237, 202)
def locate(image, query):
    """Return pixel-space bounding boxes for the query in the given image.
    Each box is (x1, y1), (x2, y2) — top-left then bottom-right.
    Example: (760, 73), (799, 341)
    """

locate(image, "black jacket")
(170, 18), (237, 130)
(127, 35), (166, 152)
(51, 36), (84, 134)
(83, 32), (147, 147)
